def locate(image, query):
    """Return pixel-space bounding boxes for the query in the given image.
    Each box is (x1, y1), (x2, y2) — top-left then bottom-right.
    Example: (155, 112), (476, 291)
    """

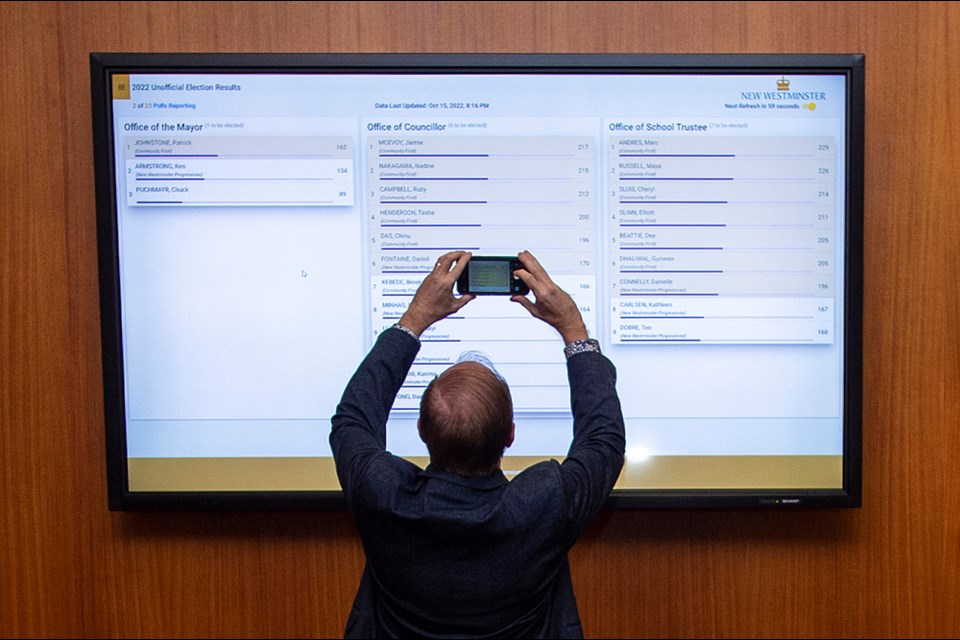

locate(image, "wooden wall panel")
(1, 2), (957, 637)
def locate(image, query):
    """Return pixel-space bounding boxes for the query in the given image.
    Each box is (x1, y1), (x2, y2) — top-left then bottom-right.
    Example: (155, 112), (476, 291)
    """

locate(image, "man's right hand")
(510, 250), (589, 344)
(397, 250), (475, 336)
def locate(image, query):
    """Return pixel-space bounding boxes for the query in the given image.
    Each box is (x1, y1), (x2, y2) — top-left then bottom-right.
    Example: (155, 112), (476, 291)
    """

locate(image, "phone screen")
(467, 259), (512, 293)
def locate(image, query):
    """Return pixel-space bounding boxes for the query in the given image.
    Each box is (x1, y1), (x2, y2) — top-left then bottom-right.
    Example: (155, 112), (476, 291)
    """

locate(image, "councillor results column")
(366, 127), (598, 414)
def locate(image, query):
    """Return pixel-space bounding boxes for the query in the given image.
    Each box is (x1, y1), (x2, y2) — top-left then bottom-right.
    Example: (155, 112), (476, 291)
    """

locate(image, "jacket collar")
(419, 464), (509, 490)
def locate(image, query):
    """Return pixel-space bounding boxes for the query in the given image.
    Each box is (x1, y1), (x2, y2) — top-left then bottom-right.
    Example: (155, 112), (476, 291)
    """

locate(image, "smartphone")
(456, 256), (530, 296)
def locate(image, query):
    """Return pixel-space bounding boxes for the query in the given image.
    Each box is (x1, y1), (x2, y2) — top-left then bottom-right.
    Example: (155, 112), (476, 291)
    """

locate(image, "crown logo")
(777, 76), (790, 91)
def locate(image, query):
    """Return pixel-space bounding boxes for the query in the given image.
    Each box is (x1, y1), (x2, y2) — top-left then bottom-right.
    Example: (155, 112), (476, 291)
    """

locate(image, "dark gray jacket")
(331, 328), (625, 638)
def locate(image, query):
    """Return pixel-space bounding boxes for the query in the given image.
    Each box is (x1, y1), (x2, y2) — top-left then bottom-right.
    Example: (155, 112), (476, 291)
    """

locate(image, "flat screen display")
(90, 53), (863, 509)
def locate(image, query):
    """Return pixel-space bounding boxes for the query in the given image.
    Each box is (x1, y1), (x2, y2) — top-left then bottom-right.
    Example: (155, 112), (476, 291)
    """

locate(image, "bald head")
(418, 361), (515, 476)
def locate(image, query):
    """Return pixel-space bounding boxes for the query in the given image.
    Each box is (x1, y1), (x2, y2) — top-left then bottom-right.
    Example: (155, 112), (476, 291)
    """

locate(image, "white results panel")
(608, 135), (836, 344)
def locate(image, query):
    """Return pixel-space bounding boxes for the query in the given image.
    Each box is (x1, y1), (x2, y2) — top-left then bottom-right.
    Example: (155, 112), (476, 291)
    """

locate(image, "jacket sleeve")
(559, 350), (626, 535)
(329, 328), (420, 499)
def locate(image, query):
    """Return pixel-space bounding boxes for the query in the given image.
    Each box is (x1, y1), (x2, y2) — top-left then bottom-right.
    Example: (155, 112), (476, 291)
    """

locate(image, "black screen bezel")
(90, 52), (864, 511)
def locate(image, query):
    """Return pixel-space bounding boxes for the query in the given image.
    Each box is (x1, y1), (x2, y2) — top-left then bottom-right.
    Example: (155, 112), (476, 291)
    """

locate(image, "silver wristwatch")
(563, 338), (601, 359)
